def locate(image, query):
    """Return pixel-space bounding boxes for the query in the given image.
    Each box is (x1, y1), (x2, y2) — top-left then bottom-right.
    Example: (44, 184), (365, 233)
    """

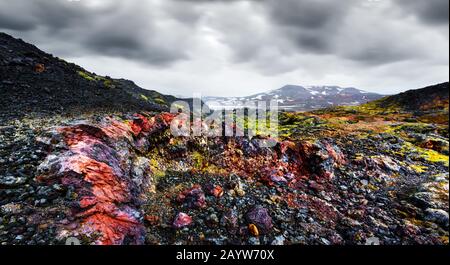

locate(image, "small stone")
(248, 237), (260, 245)
(177, 185), (206, 209)
(206, 214), (219, 227)
(271, 175), (287, 184)
(207, 185), (224, 198)
(246, 206), (273, 234)
(248, 224), (259, 237)
(320, 238), (331, 245)
(144, 215), (160, 225)
(173, 213), (192, 229)
(0, 203), (22, 214)
(0, 175), (27, 187)
(235, 188), (245, 197)
(365, 237), (380, 245)
(424, 208), (449, 228)
(220, 209), (238, 234)
(271, 235), (285, 245)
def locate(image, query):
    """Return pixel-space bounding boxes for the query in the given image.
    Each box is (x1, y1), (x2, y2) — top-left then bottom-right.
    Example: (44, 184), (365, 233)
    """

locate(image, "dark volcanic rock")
(246, 206), (273, 234)
(0, 32), (175, 119)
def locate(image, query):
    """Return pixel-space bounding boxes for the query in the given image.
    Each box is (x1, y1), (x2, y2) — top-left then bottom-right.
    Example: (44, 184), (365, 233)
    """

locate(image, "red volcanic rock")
(173, 213), (192, 229)
(131, 114), (152, 136)
(211, 185), (224, 198)
(177, 185), (207, 209)
(325, 142), (346, 165)
(206, 184), (224, 198)
(36, 112), (175, 245)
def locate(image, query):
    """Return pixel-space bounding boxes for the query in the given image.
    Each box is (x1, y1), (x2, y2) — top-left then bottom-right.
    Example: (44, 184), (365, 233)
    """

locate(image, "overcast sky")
(0, 0), (448, 97)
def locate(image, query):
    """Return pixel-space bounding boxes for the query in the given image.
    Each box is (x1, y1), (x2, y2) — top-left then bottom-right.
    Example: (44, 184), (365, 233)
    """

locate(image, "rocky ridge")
(0, 32), (176, 120)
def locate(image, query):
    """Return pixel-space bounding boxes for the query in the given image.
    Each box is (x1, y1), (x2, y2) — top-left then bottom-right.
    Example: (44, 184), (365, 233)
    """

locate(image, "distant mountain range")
(205, 85), (384, 111)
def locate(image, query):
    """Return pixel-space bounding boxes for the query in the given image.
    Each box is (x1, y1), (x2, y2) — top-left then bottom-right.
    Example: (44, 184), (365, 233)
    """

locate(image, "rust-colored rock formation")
(36, 113), (175, 244)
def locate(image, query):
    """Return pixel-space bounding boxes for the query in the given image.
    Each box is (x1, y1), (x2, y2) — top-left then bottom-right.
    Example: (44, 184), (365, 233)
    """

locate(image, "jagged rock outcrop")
(36, 113), (175, 244)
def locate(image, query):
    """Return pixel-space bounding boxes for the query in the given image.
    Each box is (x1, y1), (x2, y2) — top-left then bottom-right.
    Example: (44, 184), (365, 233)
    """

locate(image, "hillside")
(0, 32), (176, 119)
(369, 82), (449, 113)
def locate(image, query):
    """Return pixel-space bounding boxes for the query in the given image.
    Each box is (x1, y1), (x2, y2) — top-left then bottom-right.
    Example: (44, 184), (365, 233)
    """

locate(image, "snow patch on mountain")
(204, 85), (384, 111)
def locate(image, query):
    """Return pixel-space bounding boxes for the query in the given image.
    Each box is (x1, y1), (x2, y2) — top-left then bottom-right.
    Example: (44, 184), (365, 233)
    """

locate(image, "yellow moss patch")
(78, 70), (95, 81)
(367, 183), (379, 191)
(192, 151), (205, 169)
(409, 164), (428, 173)
(422, 149), (449, 166)
(154, 98), (167, 105)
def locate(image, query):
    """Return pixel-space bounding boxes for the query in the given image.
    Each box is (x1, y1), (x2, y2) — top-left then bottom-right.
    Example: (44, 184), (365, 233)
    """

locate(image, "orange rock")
(248, 224), (259, 237)
(212, 185), (224, 198)
(34, 63), (45, 73)
(144, 215), (160, 225)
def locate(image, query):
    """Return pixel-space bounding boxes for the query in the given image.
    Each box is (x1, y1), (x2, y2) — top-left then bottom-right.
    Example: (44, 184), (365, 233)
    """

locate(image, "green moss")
(147, 151), (166, 180)
(103, 79), (116, 89)
(173, 103), (185, 110)
(77, 70), (95, 81)
(154, 98), (167, 105)
(192, 151), (204, 169)
(78, 70), (114, 89)
(140, 94), (149, 101)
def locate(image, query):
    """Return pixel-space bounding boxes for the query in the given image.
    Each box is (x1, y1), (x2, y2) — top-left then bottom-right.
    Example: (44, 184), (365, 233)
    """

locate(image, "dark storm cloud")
(260, 0), (356, 54)
(0, 1), (37, 31)
(0, 0), (447, 95)
(176, 0), (261, 2)
(30, 0), (91, 31)
(396, 0), (449, 25)
(0, 14), (36, 31)
(0, 0), (192, 66)
(266, 0), (352, 30)
(229, 0), (446, 67)
(1, 0), (446, 68)
(172, 0), (448, 71)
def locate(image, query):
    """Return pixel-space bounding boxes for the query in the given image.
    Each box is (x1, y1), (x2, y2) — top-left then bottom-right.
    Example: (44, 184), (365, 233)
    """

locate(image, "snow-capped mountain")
(204, 85), (384, 111)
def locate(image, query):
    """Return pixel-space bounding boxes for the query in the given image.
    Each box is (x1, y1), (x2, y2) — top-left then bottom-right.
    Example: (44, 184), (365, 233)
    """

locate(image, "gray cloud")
(0, 14), (35, 31)
(0, 1), (37, 31)
(223, 0), (446, 67)
(0, 0), (448, 96)
(0, 0), (194, 66)
(266, 0), (353, 30)
(396, 0), (449, 25)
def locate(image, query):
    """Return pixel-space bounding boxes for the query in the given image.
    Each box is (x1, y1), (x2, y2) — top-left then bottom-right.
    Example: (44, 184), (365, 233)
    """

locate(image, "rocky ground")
(0, 92), (448, 245)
